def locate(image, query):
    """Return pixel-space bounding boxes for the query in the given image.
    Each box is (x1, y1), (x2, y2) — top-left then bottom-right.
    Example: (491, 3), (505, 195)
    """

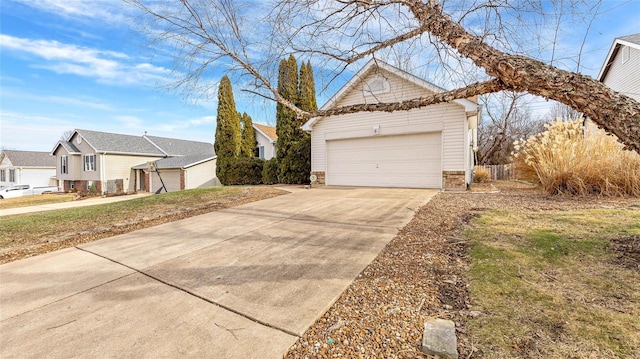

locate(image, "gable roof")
(1, 150), (56, 167)
(50, 129), (215, 157)
(253, 123), (278, 142)
(597, 33), (640, 81)
(303, 59), (479, 131)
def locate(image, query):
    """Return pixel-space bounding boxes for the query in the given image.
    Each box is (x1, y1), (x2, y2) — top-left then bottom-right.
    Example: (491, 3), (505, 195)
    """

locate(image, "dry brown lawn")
(285, 181), (640, 358)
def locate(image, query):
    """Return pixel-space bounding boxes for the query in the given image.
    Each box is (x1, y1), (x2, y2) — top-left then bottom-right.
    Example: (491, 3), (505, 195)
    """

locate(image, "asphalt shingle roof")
(2, 150), (56, 167)
(58, 141), (80, 153)
(253, 123), (278, 141)
(132, 154), (216, 169)
(619, 33), (640, 45)
(145, 135), (215, 156)
(76, 129), (165, 155)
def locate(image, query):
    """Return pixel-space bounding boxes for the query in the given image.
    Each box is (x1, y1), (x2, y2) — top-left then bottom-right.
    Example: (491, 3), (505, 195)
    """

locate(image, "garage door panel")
(326, 132), (442, 188)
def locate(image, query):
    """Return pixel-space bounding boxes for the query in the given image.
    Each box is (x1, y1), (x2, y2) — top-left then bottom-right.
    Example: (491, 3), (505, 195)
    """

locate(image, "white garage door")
(150, 169), (181, 193)
(326, 132), (442, 188)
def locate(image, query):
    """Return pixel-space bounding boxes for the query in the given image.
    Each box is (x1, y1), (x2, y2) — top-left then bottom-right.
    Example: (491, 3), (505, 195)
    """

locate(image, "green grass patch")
(0, 186), (246, 250)
(465, 209), (640, 358)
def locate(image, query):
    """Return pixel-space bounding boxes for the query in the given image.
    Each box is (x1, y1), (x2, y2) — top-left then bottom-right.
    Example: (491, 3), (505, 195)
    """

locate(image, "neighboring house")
(597, 33), (640, 102)
(253, 123), (278, 160)
(585, 33), (640, 130)
(0, 150), (57, 188)
(50, 129), (217, 194)
(302, 59), (480, 190)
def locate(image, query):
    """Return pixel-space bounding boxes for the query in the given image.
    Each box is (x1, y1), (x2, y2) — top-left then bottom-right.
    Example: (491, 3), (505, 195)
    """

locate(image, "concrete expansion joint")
(75, 247), (300, 339)
(0, 268), (136, 323)
(288, 216), (398, 230)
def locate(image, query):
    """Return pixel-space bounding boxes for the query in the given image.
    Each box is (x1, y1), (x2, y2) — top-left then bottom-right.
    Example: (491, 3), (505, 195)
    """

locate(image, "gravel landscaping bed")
(284, 181), (639, 358)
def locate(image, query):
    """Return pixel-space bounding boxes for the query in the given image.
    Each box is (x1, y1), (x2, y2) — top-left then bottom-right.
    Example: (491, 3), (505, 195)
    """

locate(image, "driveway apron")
(0, 187), (437, 358)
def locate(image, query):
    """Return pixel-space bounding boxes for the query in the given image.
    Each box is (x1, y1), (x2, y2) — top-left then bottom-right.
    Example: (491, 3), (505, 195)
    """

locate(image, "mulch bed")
(284, 181), (639, 358)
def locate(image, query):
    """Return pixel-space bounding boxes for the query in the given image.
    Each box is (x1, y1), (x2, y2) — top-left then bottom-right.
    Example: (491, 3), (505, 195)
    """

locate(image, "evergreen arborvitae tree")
(214, 75), (241, 183)
(276, 55), (299, 157)
(287, 60), (316, 183)
(275, 57), (318, 184)
(298, 61), (317, 112)
(275, 55), (299, 183)
(240, 112), (256, 157)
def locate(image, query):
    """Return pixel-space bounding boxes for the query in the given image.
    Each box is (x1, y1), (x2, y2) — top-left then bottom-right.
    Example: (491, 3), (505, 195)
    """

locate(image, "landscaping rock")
(422, 318), (458, 359)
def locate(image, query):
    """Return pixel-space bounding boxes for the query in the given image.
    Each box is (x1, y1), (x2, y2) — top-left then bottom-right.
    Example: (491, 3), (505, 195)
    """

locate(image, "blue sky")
(1, 0), (639, 152)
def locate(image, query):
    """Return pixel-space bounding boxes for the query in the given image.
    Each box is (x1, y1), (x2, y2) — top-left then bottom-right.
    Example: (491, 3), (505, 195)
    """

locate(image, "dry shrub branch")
(513, 119), (640, 196)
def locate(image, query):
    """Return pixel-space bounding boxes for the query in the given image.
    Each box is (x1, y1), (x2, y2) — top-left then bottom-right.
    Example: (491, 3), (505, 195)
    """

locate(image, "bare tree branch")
(309, 78), (504, 119)
(126, 0), (640, 153)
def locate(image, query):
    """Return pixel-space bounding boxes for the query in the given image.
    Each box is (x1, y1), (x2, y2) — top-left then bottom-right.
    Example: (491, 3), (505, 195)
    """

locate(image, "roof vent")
(363, 74), (390, 96)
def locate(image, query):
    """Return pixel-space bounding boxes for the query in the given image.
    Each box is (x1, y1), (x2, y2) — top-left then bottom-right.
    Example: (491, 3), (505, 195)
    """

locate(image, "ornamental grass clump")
(473, 166), (490, 183)
(513, 119), (640, 196)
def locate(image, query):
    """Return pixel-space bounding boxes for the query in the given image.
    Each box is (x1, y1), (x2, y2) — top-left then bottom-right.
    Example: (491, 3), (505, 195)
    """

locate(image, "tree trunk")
(407, 1), (640, 153)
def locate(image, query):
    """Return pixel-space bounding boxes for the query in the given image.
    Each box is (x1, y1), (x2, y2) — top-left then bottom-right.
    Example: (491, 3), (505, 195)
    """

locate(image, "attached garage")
(303, 59), (480, 190)
(326, 132), (442, 188)
(150, 169), (181, 193)
(132, 155), (219, 193)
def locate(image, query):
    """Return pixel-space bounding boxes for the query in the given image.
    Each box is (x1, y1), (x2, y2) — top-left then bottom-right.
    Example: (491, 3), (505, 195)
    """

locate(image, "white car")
(0, 184), (60, 199)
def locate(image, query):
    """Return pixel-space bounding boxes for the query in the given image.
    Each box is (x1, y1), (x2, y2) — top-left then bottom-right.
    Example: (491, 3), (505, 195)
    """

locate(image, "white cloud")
(0, 34), (171, 86)
(10, 0), (129, 24)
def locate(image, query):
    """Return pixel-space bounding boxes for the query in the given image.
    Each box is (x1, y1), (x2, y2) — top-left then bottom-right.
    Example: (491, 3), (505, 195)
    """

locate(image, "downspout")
(468, 114), (479, 187)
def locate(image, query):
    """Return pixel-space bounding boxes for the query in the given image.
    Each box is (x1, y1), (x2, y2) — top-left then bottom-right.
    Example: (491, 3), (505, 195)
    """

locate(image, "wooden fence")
(476, 164), (515, 181)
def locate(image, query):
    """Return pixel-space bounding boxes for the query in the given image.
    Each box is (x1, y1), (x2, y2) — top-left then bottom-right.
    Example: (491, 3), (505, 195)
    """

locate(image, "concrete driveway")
(0, 187), (437, 358)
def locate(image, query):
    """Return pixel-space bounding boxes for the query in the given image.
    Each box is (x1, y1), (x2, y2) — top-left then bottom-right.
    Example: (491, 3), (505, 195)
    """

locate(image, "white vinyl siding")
(326, 132), (441, 188)
(185, 159), (217, 189)
(602, 45), (640, 102)
(442, 112), (466, 171)
(310, 66), (471, 189)
(336, 68), (433, 107)
(105, 154), (163, 192)
(311, 103), (466, 173)
(255, 132), (276, 160)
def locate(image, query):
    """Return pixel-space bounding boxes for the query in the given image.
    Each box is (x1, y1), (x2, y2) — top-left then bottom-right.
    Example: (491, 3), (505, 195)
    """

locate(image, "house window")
(622, 46), (630, 64)
(61, 156), (68, 174)
(0, 169), (5, 182)
(258, 146), (265, 159)
(9, 169), (15, 182)
(84, 154), (96, 171)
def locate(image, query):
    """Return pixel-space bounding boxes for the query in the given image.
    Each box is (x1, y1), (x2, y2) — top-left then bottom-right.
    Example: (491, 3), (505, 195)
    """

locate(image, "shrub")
(512, 119), (640, 196)
(222, 157), (265, 185)
(278, 136), (311, 184)
(473, 166), (490, 183)
(262, 158), (279, 185)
